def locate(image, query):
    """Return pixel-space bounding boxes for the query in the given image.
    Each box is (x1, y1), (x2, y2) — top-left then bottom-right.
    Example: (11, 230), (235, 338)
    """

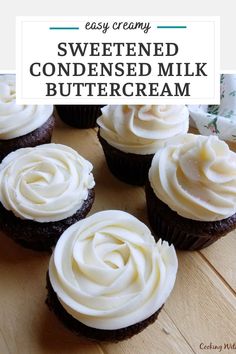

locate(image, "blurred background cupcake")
(56, 105), (105, 129)
(97, 105), (189, 185)
(0, 74), (54, 162)
(189, 74), (236, 151)
(146, 134), (236, 250)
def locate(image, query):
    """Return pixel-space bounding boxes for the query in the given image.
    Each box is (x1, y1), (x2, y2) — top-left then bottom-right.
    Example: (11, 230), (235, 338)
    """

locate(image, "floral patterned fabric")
(189, 74), (236, 142)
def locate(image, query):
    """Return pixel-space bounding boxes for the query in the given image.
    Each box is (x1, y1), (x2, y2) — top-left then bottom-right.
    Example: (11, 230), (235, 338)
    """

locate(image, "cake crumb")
(162, 328), (170, 335)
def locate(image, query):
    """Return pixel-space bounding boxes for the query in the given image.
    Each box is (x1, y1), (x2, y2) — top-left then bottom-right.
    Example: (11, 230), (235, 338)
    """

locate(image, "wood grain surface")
(0, 117), (235, 354)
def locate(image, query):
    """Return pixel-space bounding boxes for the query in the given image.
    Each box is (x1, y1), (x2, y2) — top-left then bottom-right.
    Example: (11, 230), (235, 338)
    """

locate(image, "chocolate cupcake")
(46, 210), (178, 342)
(0, 74), (54, 161)
(97, 105), (189, 186)
(146, 134), (236, 250)
(56, 105), (105, 129)
(0, 144), (95, 251)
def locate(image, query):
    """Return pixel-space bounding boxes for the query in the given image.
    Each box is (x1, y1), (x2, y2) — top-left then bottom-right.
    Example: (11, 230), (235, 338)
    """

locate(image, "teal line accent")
(157, 25), (187, 29)
(49, 27), (79, 30)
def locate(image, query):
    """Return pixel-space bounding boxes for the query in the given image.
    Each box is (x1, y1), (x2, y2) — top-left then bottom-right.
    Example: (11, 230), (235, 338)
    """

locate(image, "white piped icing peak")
(49, 210), (178, 330)
(0, 75), (53, 140)
(149, 134), (236, 221)
(97, 105), (189, 154)
(0, 144), (95, 222)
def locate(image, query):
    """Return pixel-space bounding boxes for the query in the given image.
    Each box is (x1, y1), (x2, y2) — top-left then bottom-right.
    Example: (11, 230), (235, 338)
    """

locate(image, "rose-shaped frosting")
(97, 105), (189, 154)
(149, 134), (236, 221)
(49, 210), (178, 330)
(0, 144), (95, 222)
(0, 74), (53, 140)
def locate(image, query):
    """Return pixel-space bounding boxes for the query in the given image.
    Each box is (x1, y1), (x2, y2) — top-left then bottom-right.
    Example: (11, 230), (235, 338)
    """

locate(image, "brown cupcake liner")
(0, 189), (95, 252)
(145, 181), (236, 250)
(98, 131), (154, 186)
(46, 272), (163, 343)
(56, 105), (105, 129)
(0, 115), (55, 162)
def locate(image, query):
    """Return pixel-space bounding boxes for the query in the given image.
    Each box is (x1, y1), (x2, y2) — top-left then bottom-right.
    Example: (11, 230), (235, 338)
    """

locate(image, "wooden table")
(0, 117), (235, 354)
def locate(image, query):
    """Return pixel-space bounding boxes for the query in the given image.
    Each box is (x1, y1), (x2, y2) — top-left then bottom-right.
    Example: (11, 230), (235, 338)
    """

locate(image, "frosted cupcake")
(146, 134), (236, 250)
(0, 74), (54, 161)
(97, 105), (189, 185)
(46, 210), (178, 342)
(0, 144), (95, 251)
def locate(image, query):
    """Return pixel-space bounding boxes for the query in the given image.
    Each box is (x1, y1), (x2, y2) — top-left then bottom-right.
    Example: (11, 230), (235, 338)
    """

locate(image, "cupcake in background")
(146, 134), (236, 250)
(0, 144), (95, 251)
(97, 105), (189, 185)
(46, 210), (178, 342)
(56, 105), (105, 129)
(0, 74), (54, 161)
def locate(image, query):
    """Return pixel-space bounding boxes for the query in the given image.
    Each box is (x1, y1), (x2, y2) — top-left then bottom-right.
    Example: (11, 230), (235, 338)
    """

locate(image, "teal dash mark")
(49, 27), (80, 30)
(157, 25), (187, 29)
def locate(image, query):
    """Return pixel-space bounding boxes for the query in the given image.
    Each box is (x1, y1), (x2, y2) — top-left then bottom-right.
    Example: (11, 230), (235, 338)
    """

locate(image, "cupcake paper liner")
(46, 272), (163, 342)
(0, 189), (95, 252)
(98, 131), (154, 186)
(56, 105), (105, 129)
(145, 181), (236, 250)
(0, 115), (55, 162)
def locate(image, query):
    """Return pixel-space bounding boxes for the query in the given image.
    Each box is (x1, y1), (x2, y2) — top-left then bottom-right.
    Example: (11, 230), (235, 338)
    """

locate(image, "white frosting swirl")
(97, 105), (189, 154)
(149, 134), (236, 221)
(49, 210), (178, 330)
(0, 74), (53, 140)
(0, 144), (95, 222)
